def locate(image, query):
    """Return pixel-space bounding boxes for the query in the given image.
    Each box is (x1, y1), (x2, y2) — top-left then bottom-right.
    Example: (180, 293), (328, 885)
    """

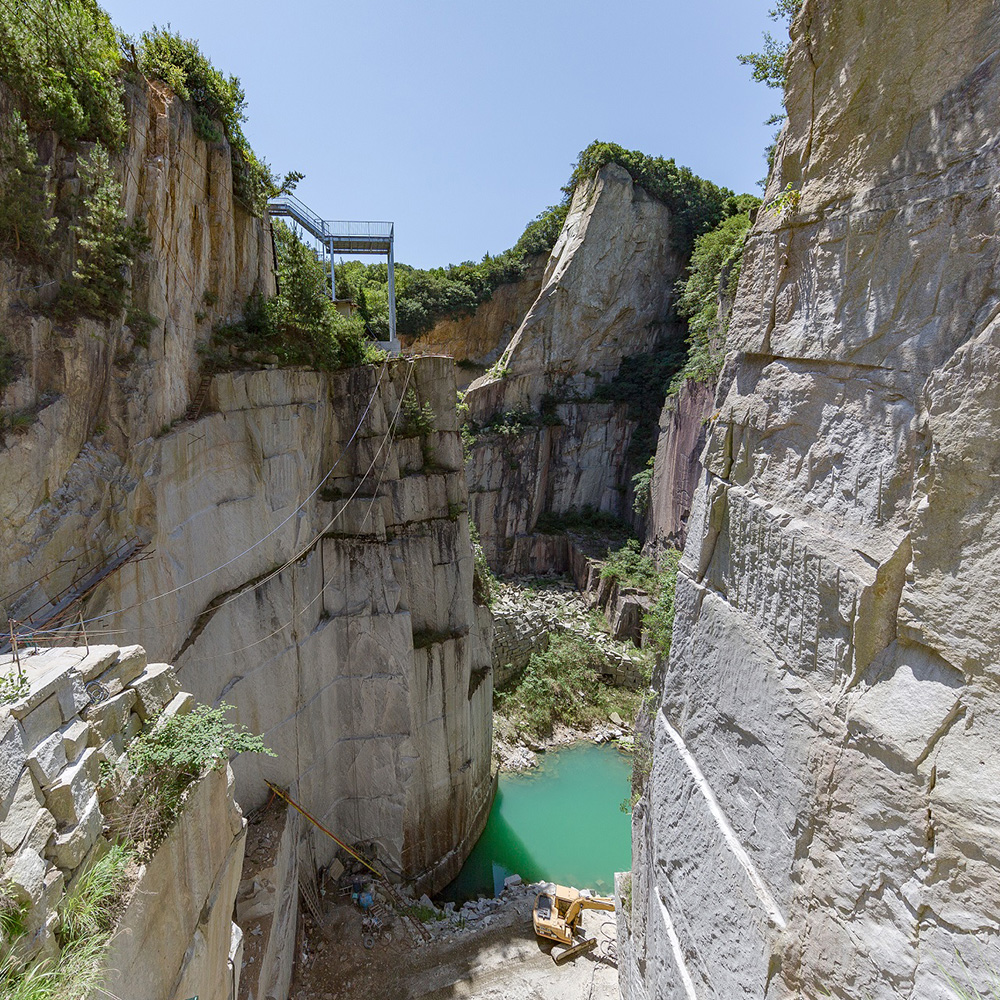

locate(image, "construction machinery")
(532, 884), (615, 961)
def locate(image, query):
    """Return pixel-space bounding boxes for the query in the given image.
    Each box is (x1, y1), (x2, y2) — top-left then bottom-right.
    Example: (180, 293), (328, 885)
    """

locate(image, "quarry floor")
(291, 890), (620, 1000)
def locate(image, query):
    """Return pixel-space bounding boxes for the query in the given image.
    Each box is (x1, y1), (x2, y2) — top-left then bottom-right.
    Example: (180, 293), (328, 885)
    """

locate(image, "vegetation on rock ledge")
(201, 222), (381, 374)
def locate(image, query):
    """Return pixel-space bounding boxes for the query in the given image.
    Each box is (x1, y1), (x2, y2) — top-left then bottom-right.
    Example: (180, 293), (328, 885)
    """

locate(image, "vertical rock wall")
(0, 77), (273, 628)
(625, 1), (1000, 998)
(0, 75), (494, 900)
(47, 359), (492, 892)
(403, 253), (548, 378)
(465, 164), (686, 570)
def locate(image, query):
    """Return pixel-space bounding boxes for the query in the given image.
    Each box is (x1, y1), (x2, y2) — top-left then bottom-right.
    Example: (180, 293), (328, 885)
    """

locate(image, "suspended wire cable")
(19, 363), (413, 644)
(176, 363), (413, 665)
(11, 360), (389, 635)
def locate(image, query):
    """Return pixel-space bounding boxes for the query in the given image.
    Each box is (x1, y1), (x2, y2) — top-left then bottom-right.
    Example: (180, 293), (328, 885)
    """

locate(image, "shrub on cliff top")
(566, 140), (735, 257)
(336, 201), (569, 342)
(600, 541), (681, 661)
(107, 701), (274, 854)
(203, 223), (374, 373)
(137, 27), (296, 215)
(0, 0), (126, 146)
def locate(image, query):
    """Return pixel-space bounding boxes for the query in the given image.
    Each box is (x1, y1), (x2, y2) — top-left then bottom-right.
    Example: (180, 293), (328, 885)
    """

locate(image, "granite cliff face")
(466, 163), (686, 570)
(623, 1), (1000, 997)
(0, 70), (494, 996)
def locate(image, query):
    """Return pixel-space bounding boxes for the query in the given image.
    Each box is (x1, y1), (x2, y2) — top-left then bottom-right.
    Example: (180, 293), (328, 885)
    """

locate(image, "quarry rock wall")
(0, 74), (494, 909)
(404, 253), (547, 380)
(465, 164), (686, 570)
(624, 1), (1000, 997)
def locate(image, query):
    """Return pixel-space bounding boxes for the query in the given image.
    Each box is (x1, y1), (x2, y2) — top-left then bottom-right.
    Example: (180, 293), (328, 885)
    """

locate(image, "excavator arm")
(564, 894), (615, 925)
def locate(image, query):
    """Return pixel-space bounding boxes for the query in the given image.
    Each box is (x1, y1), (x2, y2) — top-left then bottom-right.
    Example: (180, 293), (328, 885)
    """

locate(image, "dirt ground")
(290, 886), (621, 1000)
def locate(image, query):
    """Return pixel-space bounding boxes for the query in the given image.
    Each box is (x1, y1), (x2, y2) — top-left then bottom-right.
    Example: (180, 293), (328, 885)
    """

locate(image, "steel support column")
(387, 228), (397, 345)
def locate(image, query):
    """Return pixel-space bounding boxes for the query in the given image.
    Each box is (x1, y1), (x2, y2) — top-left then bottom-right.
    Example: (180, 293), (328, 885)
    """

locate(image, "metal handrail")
(267, 196), (393, 245)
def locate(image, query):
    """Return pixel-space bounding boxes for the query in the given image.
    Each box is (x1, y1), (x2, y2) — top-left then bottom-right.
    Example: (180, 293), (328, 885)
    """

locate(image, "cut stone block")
(95, 733), (124, 768)
(19, 695), (63, 750)
(23, 807), (56, 855)
(84, 688), (137, 745)
(6, 656), (78, 718)
(57, 669), (89, 722)
(66, 834), (111, 891)
(92, 644), (146, 695)
(124, 711), (142, 741)
(61, 719), (90, 761)
(26, 730), (67, 789)
(77, 645), (123, 683)
(130, 662), (181, 721)
(161, 691), (195, 719)
(1, 769), (44, 852)
(0, 711), (27, 802)
(5, 846), (46, 906)
(46, 791), (102, 869)
(44, 748), (98, 827)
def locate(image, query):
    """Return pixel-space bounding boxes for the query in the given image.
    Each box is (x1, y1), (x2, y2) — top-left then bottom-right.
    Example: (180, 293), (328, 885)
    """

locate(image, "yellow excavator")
(532, 884), (615, 963)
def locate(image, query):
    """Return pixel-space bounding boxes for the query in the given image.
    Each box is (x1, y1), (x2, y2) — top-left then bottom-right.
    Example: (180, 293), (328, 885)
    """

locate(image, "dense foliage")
(137, 27), (290, 214)
(335, 202), (568, 341)
(57, 145), (148, 320)
(335, 140), (740, 343)
(494, 633), (640, 739)
(567, 141), (735, 257)
(672, 195), (760, 388)
(203, 222), (376, 373)
(111, 701), (273, 853)
(0, 0), (127, 146)
(0, 112), (56, 262)
(601, 541), (682, 660)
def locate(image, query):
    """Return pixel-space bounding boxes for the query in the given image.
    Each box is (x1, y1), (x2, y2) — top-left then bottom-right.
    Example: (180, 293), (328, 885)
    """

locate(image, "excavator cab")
(532, 883), (615, 955)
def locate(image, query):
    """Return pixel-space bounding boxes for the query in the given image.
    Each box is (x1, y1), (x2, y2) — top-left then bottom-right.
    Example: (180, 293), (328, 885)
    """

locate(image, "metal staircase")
(267, 193), (399, 352)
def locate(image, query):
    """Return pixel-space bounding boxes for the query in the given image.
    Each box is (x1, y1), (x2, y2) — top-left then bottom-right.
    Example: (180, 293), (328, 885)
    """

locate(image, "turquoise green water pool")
(440, 741), (633, 902)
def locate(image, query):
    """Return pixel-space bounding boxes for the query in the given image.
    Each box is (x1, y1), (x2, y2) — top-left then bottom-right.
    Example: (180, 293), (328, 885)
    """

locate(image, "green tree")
(738, 0), (805, 94)
(673, 196), (760, 387)
(57, 145), (146, 321)
(0, 0), (126, 146)
(137, 27), (292, 214)
(0, 111), (56, 262)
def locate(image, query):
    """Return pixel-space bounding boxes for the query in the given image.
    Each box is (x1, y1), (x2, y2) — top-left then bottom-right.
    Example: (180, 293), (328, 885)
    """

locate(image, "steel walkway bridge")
(268, 193), (399, 352)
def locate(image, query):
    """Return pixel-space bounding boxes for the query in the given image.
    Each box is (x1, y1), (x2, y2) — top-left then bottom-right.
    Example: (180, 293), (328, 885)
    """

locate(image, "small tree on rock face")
(106, 701), (274, 855)
(738, 0), (805, 94)
(56, 145), (148, 321)
(0, 111), (56, 262)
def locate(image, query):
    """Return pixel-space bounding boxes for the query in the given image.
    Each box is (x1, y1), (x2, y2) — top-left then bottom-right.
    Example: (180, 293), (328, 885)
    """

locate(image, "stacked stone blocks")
(0, 643), (182, 965)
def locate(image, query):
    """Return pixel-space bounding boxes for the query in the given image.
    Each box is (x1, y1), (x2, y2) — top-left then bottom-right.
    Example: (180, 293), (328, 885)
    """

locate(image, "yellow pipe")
(265, 780), (384, 879)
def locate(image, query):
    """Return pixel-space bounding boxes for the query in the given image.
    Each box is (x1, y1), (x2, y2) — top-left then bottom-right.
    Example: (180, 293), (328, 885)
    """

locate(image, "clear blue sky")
(101, 0), (781, 268)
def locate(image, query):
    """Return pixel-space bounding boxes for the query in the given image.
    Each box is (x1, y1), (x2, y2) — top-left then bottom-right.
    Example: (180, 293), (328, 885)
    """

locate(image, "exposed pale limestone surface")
(0, 77), (273, 632)
(236, 802), (300, 1000)
(404, 253), (547, 376)
(0, 646), (244, 999)
(99, 765), (246, 1000)
(0, 82), (494, 900)
(464, 164), (686, 569)
(1, 359), (494, 894)
(646, 378), (715, 555)
(623, 2), (1000, 998)
(470, 163), (682, 412)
